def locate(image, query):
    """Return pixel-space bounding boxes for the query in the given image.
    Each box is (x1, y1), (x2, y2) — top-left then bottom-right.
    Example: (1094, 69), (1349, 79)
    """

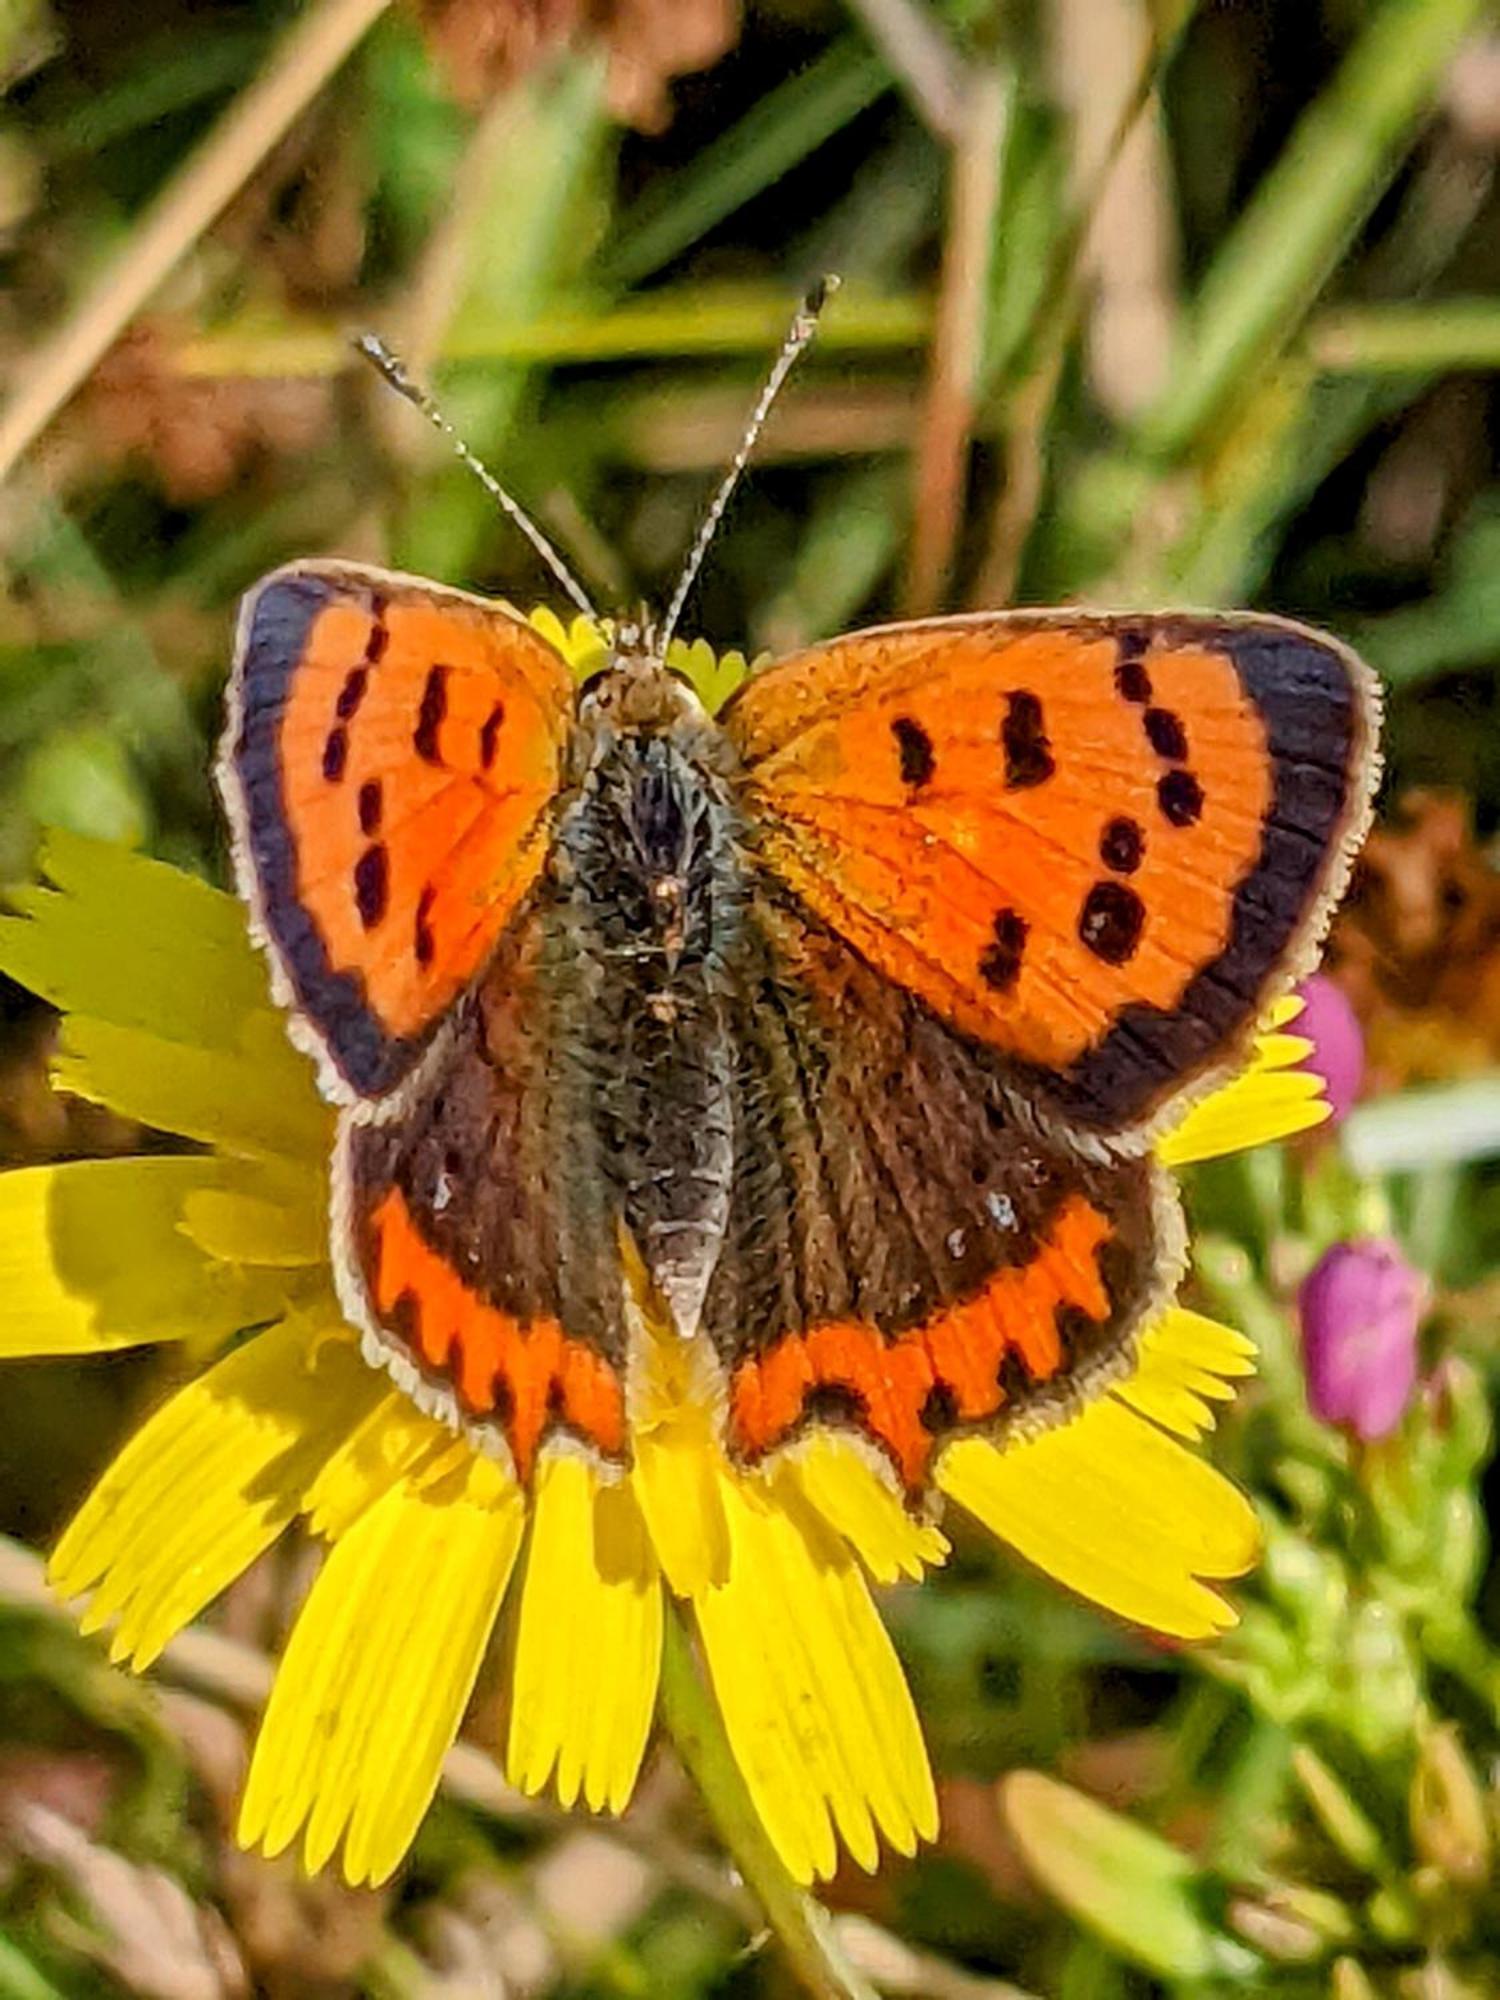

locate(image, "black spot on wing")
(1001, 691), (1054, 788)
(1158, 768), (1204, 827)
(1100, 816), (1144, 873)
(355, 843), (389, 929)
(414, 884), (436, 967)
(1144, 707), (1188, 761)
(480, 702), (505, 770)
(920, 1384), (960, 1433)
(891, 715), (936, 787)
(1115, 632), (1153, 704)
(802, 1383), (870, 1427)
(337, 667), (369, 720)
(1079, 880), (1145, 965)
(979, 908), (1028, 992)
(414, 665), (449, 764)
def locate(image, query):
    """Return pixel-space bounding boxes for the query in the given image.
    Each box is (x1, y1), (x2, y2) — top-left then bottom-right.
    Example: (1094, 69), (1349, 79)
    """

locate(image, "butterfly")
(218, 305), (1380, 1500)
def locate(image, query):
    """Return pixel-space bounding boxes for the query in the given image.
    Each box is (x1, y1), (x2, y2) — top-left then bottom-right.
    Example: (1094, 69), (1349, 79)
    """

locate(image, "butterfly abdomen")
(544, 719), (751, 1336)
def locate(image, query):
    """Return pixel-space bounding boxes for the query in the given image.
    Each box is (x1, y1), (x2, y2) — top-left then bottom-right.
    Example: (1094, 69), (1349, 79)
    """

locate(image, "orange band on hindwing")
(368, 1186), (624, 1478)
(728, 1194), (1114, 1489)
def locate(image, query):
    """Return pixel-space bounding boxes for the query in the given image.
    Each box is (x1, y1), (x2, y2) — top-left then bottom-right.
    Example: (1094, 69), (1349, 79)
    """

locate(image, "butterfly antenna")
(354, 334), (599, 624)
(657, 275), (840, 659)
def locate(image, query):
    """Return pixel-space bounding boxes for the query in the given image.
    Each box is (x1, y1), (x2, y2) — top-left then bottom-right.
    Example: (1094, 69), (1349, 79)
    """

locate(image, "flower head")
(0, 624), (1343, 1892)
(1299, 1237), (1425, 1441)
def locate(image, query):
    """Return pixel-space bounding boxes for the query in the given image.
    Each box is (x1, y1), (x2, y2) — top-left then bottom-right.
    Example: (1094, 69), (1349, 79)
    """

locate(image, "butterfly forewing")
(727, 611), (1380, 1145)
(220, 561), (574, 1101)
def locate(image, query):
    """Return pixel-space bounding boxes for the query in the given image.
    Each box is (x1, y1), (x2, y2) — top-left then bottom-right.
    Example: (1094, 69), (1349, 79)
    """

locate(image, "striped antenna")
(657, 275), (840, 659)
(354, 334), (598, 624)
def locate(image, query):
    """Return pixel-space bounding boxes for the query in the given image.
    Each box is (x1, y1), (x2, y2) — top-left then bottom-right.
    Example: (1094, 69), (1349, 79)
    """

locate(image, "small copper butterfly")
(218, 289), (1381, 1495)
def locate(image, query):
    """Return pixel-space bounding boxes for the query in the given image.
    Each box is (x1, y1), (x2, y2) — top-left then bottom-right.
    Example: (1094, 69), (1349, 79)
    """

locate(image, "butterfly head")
(576, 611), (709, 732)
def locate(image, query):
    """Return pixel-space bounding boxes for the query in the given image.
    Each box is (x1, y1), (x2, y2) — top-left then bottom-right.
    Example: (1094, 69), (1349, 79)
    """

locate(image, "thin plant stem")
(0, 0), (393, 483)
(973, 1), (1202, 604)
(1311, 300), (1500, 373)
(843, 0), (965, 141)
(903, 66), (1010, 614)
(658, 1607), (881, 2000)
(174, 289), (933, 379)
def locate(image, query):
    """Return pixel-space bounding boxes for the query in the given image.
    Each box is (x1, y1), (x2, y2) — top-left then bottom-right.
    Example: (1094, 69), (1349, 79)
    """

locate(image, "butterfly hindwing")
(727, 611), (1380, 1143)
(336, 908), (629, 1481)
(699, 895), (1178, 1491)
(220, 561), (574, 1101)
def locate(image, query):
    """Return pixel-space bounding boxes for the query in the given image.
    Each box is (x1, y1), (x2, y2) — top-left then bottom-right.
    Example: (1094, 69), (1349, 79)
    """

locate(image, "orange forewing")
(223, 563), (573, 1097)
(731, 623), (1268, 1070)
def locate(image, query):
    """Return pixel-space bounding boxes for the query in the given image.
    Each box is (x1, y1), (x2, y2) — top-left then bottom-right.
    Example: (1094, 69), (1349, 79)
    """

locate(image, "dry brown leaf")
(413, 0), (739, 132)
(1329, 789), (1500, 1088)
(82, 321), (333, 506)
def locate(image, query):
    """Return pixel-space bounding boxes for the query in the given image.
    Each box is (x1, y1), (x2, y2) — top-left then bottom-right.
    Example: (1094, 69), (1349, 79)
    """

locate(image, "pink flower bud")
(1294, 974), (1364, 1125)
(1298, 1239), (1425, 1441)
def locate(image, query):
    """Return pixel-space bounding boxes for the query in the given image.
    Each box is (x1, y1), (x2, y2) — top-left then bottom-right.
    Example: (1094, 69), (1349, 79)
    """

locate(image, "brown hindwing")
(700, 895), (1180, 1492)
(336, 912), (629, 1481)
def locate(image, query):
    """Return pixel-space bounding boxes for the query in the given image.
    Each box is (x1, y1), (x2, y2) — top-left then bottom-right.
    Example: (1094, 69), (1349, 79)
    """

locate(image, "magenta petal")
(1299, 1238), (1424, 1442)
(1294, 974), (1365, 1125)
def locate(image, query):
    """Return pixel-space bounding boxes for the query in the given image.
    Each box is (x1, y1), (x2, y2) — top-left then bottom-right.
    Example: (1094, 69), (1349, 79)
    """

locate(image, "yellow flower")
(0, 624), (1329, 1892)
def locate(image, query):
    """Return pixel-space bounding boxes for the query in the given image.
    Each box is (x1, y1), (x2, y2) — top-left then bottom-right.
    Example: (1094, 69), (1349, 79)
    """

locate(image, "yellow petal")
(627, 1278), (730, 1596)
(507, 1454), (661, 1813)
(1158, 1072), (1328, 1165)
(938, 1404), (1261, 1641)
(694, 1473), (937, 1883)
(780, 1437), (947, 1583)
(522, 606), (610, 679)
(178, 1161), (326, 1266)
(1113, 1307), (1257, 1440)
(300, 1393), (456, 1541)
(1112, 1370), (1219, 1440)
(239, 1450), (523, 1887)
(0, 1157), (301, 1357)
(0, 831), (325, 1160)
(633, 1417), (731, 1597)
(56, 1012), (328, 1164)
(0, 831), (268, 1044)
(664, 635), (753, 713)
(50, 1316), (384, 1669)
(1159, 1008), (1327, 1167)
(1140, 1305), (1256, 1379)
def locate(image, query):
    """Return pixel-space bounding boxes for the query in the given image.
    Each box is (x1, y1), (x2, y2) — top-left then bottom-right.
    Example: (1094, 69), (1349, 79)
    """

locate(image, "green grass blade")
(596, 37), (890, 290)
(1139, 0), (1488, 460)
(1313, 300), (1500, 373)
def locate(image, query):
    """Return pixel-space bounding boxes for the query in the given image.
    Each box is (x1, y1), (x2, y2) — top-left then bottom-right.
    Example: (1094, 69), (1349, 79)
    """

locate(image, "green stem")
(1313, 300), (1500, 374)
(658, 1608), (880, 2000)
(174, 288), (931, 380)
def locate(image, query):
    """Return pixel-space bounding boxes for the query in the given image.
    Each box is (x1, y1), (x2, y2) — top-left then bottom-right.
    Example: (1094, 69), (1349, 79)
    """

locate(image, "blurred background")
(4, 0), (1500, 1993)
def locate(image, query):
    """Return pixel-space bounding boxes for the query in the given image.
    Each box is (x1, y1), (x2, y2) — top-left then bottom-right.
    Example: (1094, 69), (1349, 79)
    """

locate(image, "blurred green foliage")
(4, 0), (1500, 1995)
